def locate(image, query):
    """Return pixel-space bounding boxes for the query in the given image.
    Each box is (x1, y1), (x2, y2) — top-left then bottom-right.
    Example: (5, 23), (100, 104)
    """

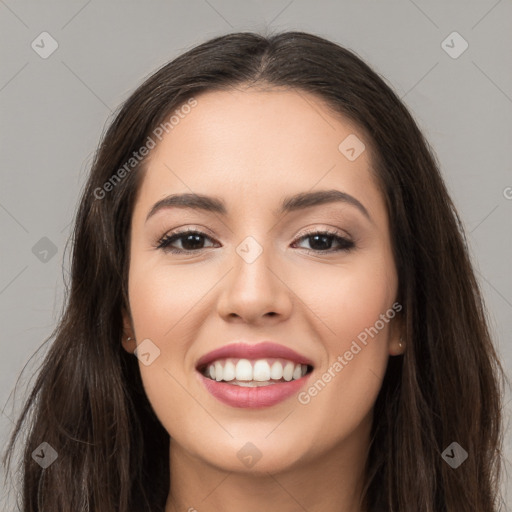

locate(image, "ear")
(388, 306), (406, 357)
(121, 307), (137, 354)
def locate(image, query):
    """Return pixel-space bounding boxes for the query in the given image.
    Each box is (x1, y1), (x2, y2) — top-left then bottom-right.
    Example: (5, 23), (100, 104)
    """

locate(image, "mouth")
(195, 342), (315, 408)
(197, 358), (314, 386)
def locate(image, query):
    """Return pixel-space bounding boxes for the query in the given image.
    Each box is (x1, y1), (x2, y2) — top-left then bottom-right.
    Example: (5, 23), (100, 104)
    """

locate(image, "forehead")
(135, 88), (386, 224)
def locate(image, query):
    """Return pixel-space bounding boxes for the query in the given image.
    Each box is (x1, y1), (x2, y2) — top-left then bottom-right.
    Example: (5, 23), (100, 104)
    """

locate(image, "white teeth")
(235, 359), (253, 381)
(292, 364), (302, 380)
(203, 358), (309, 384)
(283, 361), (294, 381)
(230, 380), (275, 387)
(270, 361), (283, 380)
(223, 360), (236, 381)
(215, 361), (223, 382)
(253, 360), (271, 381)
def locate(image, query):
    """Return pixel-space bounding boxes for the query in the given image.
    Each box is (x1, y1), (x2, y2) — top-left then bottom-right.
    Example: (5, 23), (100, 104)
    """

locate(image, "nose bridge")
(234, 234), (273, 289)
(216, 232), (292, 322)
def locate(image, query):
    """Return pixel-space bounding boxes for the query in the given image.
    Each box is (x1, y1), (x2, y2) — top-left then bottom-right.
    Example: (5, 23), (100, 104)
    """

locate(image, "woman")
(2, 31), (505, 511)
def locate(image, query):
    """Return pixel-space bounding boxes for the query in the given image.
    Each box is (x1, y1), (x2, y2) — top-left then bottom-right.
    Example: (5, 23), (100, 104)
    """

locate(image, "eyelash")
(155, 228), (355, 255)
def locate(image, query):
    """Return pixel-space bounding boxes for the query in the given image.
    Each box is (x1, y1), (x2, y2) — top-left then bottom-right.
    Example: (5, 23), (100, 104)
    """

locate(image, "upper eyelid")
(160, 226), (349, 240)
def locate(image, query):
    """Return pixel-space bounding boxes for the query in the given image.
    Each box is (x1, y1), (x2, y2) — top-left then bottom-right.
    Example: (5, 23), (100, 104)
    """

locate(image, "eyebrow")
(145, 189), (371, 223)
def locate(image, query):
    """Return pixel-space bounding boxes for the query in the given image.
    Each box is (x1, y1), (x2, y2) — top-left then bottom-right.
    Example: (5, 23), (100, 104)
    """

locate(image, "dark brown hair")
(2, 30), (506, 511)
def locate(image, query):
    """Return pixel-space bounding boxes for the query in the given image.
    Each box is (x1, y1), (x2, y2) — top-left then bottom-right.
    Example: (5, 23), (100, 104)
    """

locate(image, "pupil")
(310, 235), (331, 250)
(183, 234), (203, 250)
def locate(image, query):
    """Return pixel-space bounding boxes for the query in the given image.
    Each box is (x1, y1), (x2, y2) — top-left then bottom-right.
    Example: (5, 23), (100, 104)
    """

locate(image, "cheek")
(127, 255), (207, 341)
(295, 252), (396, 419)
(127, 262), (203, 439)
(300, 249), (397, 345)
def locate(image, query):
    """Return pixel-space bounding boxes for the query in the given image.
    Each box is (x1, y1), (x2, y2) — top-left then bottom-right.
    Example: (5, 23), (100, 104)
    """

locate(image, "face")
(122, 87), (403, 475)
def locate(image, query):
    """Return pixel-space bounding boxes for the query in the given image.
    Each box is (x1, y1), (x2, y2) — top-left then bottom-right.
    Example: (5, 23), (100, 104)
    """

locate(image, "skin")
(122, 86), (404, 512)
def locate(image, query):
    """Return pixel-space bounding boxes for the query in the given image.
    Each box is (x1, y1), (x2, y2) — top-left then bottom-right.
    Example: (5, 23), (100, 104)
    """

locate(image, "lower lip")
(197, 371), (312, 408)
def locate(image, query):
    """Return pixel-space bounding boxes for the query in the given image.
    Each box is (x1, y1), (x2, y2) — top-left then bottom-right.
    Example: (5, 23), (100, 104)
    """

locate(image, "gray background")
(1, 0), (511, 508)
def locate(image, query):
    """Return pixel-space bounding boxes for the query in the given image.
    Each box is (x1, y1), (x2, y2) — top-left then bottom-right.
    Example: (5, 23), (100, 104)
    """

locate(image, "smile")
(195, 342), (315, 408)
(199, 357), (312, 385)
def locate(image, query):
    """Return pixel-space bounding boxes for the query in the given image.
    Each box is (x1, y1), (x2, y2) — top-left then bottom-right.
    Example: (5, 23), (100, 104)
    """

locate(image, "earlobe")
(122, 336), (137, 353)
(388, 303), (405, 356)
(121, 309), (137, 353)
(398, 336), (406, 355)
(389, 335), (406, 356)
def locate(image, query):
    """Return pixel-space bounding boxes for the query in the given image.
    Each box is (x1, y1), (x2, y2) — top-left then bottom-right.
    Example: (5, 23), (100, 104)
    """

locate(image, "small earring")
(399, 336), (404, 349)
(127, 337), (133, 342)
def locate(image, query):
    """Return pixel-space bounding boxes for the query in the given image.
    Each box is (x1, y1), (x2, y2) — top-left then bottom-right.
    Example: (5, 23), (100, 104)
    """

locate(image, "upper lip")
(195, 341), (315, 370)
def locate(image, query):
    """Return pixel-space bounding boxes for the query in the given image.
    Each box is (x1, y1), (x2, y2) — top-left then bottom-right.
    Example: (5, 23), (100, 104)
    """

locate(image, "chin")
(191, 434), (311, 475)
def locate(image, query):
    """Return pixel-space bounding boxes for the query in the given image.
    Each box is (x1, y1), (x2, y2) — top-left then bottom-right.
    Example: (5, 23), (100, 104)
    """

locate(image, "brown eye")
(156, 230), (217, 254)
(292, 230), (355, 253)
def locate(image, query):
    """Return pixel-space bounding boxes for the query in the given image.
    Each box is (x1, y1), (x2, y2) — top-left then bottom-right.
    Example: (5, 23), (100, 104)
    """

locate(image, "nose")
(216, 243), (293, 325)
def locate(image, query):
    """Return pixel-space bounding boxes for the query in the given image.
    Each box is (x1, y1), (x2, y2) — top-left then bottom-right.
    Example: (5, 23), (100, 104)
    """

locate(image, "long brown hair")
(2, 30), (506, 511)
